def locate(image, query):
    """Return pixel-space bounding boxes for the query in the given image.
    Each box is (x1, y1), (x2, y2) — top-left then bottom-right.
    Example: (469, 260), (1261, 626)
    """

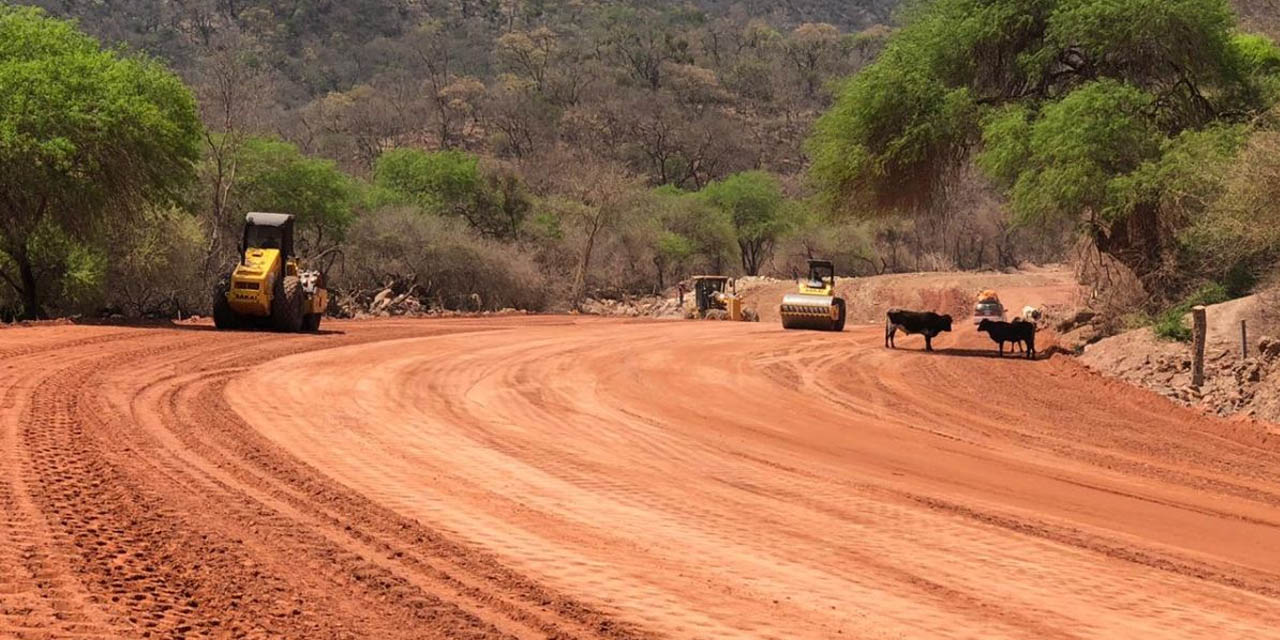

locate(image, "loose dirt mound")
(578, 295), (683, 318)
(1081, 294), (1280, 423)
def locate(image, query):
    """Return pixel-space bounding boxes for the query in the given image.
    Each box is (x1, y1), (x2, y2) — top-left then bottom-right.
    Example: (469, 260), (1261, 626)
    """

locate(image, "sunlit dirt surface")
(3, 299), (1279, 638)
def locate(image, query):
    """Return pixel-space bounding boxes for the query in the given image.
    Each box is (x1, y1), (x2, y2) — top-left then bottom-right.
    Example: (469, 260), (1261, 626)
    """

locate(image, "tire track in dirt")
(148, 346), (649, 639)
(0, 319), (650, 639)
(7, 302), (1280, 639)
(0, 330), (145, 639)
(233, 318), (1280, 639)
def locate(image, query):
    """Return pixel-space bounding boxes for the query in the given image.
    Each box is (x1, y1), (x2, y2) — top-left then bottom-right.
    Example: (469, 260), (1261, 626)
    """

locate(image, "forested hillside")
(7, 0), (909, 320)
(28, 0), (892, 178)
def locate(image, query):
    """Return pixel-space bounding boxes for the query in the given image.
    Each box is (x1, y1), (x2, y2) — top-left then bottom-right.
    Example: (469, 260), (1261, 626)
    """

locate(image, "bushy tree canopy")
(701, 171), (793, 275)
(372, 148), (531, 240)
(235, 137), (360, 252)
(0, 6), (201, 317)
(647, 186), (737, 281)
(809, 0), (1280, 286)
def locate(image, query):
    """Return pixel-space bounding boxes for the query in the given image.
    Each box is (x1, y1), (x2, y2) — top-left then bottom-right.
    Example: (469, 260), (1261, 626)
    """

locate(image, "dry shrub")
(1235, 0), (1280, 41)
(917, 251), (957, 272)
(1072, 238), (1148, 333)
(1181, 129), (1280, 292)
(1255, 270), (1280, 338)
(102, 209), (209, 317)
(775, 219), (878, 277)
(342, 206), (550, 311)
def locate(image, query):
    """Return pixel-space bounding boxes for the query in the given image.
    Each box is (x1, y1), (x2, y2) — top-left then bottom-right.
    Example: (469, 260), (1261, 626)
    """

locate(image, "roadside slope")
(1082, 294), (1280, 423)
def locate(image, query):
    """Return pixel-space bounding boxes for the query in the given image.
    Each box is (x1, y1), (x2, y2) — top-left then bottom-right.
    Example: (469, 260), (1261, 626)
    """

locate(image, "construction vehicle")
(213, 212), (328, 332)
(684, 276), (756, 321)
(779, 259), (846, 331)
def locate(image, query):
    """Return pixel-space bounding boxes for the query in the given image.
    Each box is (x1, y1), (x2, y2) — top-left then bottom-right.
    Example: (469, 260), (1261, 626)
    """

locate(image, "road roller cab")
(780, 259), (847, 331)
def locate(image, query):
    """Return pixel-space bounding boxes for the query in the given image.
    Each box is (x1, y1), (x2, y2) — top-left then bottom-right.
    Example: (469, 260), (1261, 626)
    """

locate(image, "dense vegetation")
(5, 0), (1280, 321)
(3, 1), (904, 319)
(0, 6), (202, 318)
(810, 0), (1280, 312)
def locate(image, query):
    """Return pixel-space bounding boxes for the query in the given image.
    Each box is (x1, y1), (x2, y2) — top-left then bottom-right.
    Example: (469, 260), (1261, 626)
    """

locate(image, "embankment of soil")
(1081, 295), (1280, 425)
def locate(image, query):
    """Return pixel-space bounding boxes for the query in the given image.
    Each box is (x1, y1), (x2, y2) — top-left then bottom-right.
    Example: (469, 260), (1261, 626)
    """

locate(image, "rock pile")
(1052, 307), (1104, 353)
(333, 288), (527, 319)
(1091, 333), (1280, 419)
(578, 296), (683, 318)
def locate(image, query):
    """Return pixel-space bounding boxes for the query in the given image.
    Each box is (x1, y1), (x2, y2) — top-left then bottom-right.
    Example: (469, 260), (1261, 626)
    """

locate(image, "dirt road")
(3, 301), (1280, 637)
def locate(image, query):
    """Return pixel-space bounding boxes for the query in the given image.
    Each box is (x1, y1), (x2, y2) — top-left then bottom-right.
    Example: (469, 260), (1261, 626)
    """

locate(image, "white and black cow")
(885, 309), (953, 352)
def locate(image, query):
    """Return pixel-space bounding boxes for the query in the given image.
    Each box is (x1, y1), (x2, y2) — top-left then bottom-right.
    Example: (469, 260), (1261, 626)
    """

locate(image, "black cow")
(1007, 317), (1030, 353)
(885, 309), (953, 352)
(977, 319), (1036, 359)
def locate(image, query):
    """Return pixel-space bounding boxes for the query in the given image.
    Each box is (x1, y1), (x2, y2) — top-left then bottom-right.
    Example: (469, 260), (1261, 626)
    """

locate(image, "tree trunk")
(17, 250), (39, 320)
(1093, 202), (1170, 298)
(572, 219), (601, 309)
(739, 239), (762, 276)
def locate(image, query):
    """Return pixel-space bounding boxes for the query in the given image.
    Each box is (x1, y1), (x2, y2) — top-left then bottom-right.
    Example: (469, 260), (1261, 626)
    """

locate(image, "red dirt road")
(3, 310), (1280, 638)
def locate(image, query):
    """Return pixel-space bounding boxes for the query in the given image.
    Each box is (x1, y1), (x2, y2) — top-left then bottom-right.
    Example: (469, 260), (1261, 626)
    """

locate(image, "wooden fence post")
(1242, 319), (1248, 359)
(1192, 305), (1207, 388)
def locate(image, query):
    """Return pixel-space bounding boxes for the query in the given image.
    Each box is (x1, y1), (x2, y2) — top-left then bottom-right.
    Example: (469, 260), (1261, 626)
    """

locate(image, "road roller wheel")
(302, 313), (322, 332)
(272, 275), (305, 332)
(212, 277), (240, 330)
(832, 298), (847, 332)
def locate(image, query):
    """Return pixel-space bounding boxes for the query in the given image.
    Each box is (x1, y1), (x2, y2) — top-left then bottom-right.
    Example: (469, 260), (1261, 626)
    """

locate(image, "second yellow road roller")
(779, 259), (846, 331)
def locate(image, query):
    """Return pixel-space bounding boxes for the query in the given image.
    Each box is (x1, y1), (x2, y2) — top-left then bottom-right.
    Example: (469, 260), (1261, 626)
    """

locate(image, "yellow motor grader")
(212, 212), (328, 332)
(684, 276), (756, 321)
(779, 259), (846, 331)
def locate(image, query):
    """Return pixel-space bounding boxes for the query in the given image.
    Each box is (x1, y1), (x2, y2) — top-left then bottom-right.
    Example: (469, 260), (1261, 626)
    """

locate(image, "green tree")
(701, 171), (792, 275)
(372, 148), (531, 240)
(644, 186), (737, 287)
(234, 137), (360, 254)
(809, 0), (1280, 292)
(0, 6), (201, 318)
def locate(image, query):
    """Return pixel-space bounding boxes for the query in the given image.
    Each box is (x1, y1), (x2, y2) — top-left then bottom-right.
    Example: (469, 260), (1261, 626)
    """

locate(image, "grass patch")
(1152, 283), (1231, 342)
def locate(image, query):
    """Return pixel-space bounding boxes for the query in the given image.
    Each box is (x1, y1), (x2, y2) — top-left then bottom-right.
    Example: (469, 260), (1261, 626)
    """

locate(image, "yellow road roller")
(779, 259), (846, 331)
(213, 212), (328, 332)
